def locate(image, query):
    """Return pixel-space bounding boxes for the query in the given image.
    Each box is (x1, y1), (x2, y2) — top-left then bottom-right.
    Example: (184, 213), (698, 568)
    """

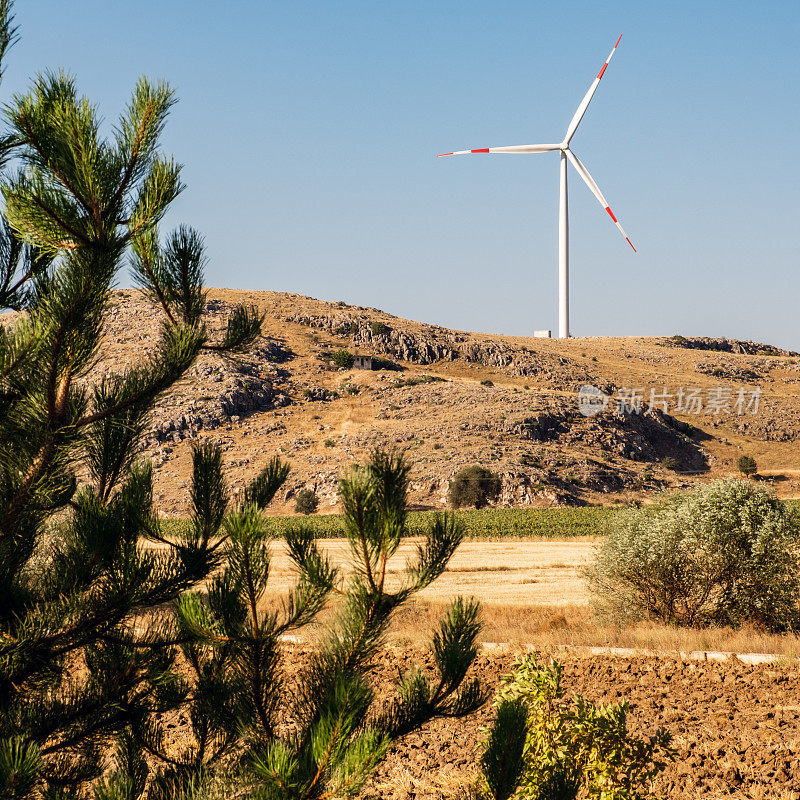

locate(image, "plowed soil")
(359, 646), (800, 800)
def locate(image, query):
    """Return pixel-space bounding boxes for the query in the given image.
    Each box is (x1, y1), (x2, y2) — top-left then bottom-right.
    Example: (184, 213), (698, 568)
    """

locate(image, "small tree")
(295, 487), (319, 514)
(448, 465), (502, 509)
(331, 349), (354, 368)
(587, 479), (800, 631)
(738, 454), (758, 477)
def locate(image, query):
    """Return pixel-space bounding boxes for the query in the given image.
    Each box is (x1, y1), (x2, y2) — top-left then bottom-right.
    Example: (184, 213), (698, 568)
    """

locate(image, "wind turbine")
(437, 35), (634, 339)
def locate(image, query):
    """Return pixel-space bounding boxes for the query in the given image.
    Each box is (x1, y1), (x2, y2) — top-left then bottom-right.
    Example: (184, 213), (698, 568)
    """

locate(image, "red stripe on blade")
(614, 34), (622, 48)
(471, 148), (490, 153)
(605, 206), (618, 223)
(436, 153), (453, 157)
(626, 238), (636, 252)
(597, 63), (608, 79)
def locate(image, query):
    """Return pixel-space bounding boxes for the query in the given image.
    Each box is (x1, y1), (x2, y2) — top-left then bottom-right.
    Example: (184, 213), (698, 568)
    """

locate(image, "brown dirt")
(358, 646), (800, 800)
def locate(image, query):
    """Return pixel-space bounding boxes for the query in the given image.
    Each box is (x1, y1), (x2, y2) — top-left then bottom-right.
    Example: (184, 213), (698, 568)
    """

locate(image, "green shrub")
(393, 374), (445, 387)
(479, 655), (673, 800)
(331, 349), (354, 368)
(659, 456), (679, 471)
(324, 438), (335, 447)
(370, 320), (390, 336)
(294, 488), (319, 515)
(448, 466), (501, 509)
(481, 379), (494, 387)
(587, 479), (800, 631)
(738, 454), (758, 477)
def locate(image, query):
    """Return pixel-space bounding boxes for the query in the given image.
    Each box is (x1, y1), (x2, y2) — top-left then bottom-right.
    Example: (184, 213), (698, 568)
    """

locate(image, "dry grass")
(250, 537), (800, 658)
(387, 599), (800, 659)
(258, 594), (800, 660)
(370, 765), (477, 800)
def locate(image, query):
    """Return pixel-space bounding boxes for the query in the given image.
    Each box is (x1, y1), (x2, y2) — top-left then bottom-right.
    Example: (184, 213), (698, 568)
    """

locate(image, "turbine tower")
(437, 35), (634, 339)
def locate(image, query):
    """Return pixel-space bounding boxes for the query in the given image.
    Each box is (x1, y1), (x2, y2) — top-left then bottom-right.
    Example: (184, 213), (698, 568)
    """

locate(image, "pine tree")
(0, 3), (263, 795)
(0, 6), (486, 798)
(168, 448), (485, 800)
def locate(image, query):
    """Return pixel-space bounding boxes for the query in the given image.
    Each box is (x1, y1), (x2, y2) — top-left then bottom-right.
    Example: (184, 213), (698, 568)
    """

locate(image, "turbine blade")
(437, 143), (560, 157)
(563, 35), (622, 144)
(566, 149), (635, 251)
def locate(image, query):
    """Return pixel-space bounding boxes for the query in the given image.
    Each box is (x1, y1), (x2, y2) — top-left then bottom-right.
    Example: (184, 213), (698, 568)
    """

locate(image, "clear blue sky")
(8, 1), (800, 346)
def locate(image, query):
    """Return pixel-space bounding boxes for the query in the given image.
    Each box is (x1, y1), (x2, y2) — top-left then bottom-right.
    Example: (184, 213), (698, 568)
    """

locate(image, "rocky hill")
(9, 288), (800, 515)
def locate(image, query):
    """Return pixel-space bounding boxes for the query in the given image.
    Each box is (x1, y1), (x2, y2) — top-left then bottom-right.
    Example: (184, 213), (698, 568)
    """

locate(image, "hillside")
(22, 288), (800, 515)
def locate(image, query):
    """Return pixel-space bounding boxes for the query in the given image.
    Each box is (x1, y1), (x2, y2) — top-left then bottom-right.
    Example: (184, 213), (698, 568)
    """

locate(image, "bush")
(587, 479), (800, 631)
(331, 349), (354, 368)
(738, 454), (758, 477)
(370, 320), (390, 336)
(294, 488), (319, 515)
(481, 379), (494, 387)
(479, 655), (673, 800)
(660, 456), (679, 471)
(393, 374), (445, 387)
(448, 466), (501, 509)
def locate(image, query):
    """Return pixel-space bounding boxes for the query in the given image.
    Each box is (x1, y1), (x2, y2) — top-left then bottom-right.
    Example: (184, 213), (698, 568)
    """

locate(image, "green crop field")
(158, 496), (800, 542)
(159, 505), (616, 541)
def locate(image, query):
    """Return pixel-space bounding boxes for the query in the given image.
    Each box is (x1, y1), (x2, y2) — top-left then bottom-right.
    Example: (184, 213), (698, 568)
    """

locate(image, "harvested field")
(262, 537), (594, 606)
(358, 646), (800, 800)
(257, 538), (800, 655)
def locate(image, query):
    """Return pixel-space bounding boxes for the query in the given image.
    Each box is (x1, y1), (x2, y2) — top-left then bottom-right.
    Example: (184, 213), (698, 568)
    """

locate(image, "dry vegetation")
(389, 602), (800, 661)
(30, 287), (800, 516)
(256, 537), (594, 607)
(254, 537), (800, 660)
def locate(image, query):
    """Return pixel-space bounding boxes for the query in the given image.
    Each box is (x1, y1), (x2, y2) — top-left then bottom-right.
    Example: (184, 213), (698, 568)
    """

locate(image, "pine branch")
(74, 323), (204, 428)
